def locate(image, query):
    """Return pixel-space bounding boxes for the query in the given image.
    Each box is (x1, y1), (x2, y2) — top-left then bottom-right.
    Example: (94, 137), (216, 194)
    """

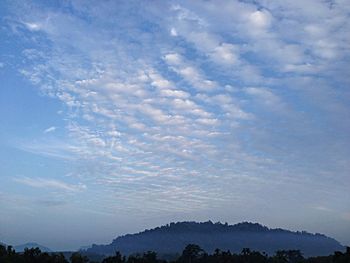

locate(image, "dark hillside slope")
(86, 221), (344, 257)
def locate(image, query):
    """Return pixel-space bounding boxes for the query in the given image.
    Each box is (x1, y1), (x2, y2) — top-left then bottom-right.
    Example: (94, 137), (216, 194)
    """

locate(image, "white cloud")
(24, 22), (42, 31)
(44, 126), (57, 133)
(164, 53), (182, 65)
(164, 53), (218, 91)
(197, 118), (219, 126)
(170, 27), (178, 36)
(159, 89), (190, 99)
(212, 43), (239, 65)
(248, 10), (272, 30)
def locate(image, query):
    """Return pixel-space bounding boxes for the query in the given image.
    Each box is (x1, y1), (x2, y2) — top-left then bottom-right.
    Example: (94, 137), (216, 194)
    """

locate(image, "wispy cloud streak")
(14, 177), (86, 192)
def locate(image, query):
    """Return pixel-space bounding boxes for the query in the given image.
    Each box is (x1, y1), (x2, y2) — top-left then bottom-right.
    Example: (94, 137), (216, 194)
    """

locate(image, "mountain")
(86, 221), (344, 257)
(79, 245), (92, 251)
(14, 243), (52, 252)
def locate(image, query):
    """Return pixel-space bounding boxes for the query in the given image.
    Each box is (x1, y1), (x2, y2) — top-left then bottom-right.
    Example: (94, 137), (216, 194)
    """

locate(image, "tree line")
(1, 243), (349, 263)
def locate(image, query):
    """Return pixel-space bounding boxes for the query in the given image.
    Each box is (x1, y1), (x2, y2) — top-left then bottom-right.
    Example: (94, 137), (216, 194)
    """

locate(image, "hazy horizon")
(1, 0), (349, 251)
(1, 220), (347, 252)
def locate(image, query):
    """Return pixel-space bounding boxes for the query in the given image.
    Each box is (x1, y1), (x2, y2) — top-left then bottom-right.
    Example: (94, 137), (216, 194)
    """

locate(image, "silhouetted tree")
(332, 247), (350, 263)
(70, 252), (89, 263)
(142, 251), (158, 263)
(179, 244), (205, 263)
(23, 247), (42, 263)
(239, 248), (268, 263)
(103, 251), (125, 263)
(273, 250), (304, 263)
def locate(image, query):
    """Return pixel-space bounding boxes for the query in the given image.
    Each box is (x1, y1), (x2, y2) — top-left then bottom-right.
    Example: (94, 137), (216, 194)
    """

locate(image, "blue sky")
(0, 0), (350, 251)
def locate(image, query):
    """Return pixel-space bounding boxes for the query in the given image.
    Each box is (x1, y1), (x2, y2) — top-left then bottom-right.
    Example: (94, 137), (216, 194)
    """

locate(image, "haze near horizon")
(0, 0), (349, 251)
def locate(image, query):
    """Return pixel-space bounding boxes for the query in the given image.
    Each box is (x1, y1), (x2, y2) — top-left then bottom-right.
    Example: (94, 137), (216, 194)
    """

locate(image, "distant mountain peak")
(14, 242), (51, 252)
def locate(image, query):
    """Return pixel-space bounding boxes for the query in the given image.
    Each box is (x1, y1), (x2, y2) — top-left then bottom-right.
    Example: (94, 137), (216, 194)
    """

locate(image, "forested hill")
(86, 221), (344, 257)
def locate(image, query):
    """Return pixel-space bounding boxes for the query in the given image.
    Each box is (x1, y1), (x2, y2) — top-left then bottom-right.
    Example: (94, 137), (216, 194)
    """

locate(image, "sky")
(0, 0), (350, 251)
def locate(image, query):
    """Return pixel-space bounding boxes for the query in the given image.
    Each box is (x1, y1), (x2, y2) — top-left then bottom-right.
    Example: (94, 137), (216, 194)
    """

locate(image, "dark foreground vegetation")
(1, 244), (350, 263)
